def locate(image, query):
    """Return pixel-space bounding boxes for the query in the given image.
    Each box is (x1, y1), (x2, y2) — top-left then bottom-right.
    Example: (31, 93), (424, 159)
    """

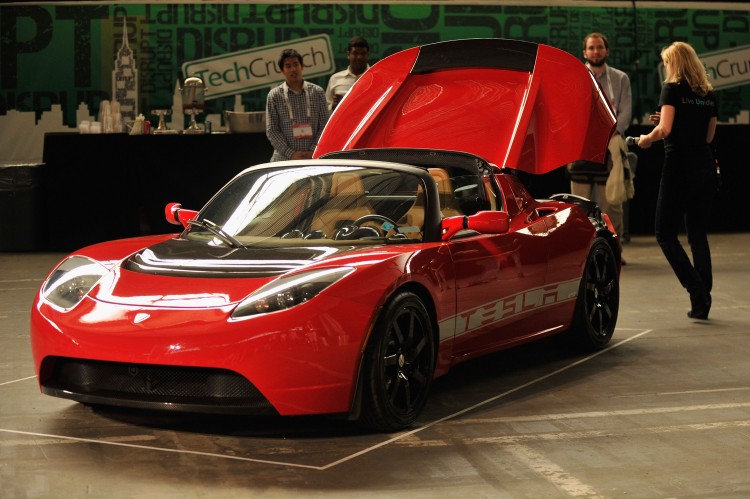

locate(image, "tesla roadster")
(30, 39), (620, 431)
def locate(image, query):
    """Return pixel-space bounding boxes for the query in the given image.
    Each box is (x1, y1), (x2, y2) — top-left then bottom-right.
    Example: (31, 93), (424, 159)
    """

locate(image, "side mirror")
(441, 210), (509, 241)
(165, 202), (198, 228)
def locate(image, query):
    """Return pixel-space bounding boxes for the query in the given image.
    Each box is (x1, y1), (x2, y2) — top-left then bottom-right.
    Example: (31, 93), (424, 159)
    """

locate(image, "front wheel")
(571, 237), (619, 350)
(359, 291), (436, 432)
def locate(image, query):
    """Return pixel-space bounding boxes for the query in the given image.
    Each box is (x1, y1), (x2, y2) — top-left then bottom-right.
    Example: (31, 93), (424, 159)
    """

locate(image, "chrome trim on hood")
(122, 239), (360, 278)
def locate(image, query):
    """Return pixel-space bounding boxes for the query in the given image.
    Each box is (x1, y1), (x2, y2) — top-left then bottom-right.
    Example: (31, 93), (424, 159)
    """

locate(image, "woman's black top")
(658, 80), (717, 154)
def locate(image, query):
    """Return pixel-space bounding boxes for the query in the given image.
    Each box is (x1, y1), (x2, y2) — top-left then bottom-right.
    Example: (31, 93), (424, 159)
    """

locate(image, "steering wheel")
(351, 214), (400, 237)
(280, 229), (305, 239)
(333, 225), (381, 240)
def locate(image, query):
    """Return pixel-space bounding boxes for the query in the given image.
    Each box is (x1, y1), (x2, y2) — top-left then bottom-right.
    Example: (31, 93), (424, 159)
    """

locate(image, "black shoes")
(687, 293), (712, 320)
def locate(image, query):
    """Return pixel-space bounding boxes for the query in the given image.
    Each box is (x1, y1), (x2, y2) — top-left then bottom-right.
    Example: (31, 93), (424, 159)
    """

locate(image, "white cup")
(103, 115), (113, 133)
(112, 113), (122, 133)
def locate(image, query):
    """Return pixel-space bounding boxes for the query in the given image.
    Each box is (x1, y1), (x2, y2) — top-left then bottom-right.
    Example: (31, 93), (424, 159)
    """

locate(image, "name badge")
(293, 123), (313, 139)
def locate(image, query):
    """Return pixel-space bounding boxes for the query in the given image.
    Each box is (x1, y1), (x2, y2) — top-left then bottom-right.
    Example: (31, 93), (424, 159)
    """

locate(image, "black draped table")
(622, 124), (748, 236)
(36, 125), (749, 252)
(41, 132), (273, 251)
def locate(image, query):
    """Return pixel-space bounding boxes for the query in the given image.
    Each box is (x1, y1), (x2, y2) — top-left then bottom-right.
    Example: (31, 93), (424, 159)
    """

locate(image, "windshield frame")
(183, 159), (445, 247)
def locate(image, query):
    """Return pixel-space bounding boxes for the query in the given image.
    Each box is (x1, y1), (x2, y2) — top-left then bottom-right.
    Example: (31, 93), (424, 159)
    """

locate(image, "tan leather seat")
(429, 168), (462, 217)
(428, 168), (450, 188)
(405, 169), (462, 231)
(403, 186), (426, 235)
(311, 172), (373, 237)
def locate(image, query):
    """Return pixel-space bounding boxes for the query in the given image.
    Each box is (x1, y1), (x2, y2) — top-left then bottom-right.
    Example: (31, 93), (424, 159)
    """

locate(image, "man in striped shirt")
(266, 49), (330, 162)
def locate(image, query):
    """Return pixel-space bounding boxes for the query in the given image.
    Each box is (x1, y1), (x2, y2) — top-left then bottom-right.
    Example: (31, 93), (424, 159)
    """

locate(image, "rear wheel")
(360, 291), (436, 432)
(572, 237), (619, 350)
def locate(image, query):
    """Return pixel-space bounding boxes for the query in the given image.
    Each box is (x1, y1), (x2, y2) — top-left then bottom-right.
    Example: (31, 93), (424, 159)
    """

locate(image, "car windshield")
(186, 165), (429, 247)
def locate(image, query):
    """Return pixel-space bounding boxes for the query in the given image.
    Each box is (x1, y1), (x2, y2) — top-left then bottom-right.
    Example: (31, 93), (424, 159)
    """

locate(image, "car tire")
(360, 291), (436, 432)
(571, 237), (619, 350)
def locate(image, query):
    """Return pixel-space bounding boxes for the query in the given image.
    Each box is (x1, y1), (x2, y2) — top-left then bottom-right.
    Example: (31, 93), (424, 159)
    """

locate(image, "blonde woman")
(636, 41), (718, 320)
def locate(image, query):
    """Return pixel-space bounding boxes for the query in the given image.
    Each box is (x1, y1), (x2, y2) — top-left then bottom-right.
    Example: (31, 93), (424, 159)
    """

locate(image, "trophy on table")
(181, 76), (206, 134)
(151, 109), (176, 134)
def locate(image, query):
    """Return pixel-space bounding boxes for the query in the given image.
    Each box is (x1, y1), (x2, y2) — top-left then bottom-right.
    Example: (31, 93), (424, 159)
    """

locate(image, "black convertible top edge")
(549, 193), (605, 222)
(319, 148), (494, 176)
(412, 38), (538, 75)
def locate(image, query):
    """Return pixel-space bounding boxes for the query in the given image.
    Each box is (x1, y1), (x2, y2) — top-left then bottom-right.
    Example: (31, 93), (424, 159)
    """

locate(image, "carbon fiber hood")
(122, 238), (362, 278)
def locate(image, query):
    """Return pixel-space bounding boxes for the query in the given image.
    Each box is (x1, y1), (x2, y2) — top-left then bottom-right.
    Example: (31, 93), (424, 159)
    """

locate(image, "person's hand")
(638, 134), (652, 149)
(291, 151), (313, 160)
(649, 112), (661, 125)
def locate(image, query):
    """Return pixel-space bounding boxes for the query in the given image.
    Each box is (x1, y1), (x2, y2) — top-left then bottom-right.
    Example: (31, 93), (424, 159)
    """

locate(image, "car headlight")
(231, 267), (354, 318)
(42, 256), (108, 310)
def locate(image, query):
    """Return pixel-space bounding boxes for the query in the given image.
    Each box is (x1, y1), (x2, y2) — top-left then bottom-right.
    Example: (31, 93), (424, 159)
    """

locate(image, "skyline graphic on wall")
(112, 18), (139, 122)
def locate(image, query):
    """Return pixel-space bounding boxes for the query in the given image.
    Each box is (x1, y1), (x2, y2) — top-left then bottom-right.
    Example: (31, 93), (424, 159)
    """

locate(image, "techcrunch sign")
(659, 44), (750, 92)
(182, 35), (334, 100)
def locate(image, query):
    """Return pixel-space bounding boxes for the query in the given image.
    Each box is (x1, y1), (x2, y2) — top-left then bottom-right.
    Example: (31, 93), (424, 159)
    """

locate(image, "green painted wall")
(1, 4), (749, 126)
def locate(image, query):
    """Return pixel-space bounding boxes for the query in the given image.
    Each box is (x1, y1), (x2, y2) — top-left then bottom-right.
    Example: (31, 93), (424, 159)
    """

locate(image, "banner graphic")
(0, 4), (748, 165)
(183, 34), (335, 99)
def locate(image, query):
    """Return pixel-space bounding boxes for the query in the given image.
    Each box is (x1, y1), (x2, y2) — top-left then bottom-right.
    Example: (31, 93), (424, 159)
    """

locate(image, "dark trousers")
(654, 150), (715, 297)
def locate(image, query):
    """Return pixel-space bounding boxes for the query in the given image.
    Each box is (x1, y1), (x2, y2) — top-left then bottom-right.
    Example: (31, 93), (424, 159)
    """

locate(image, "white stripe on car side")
(438, 278), (580, 342)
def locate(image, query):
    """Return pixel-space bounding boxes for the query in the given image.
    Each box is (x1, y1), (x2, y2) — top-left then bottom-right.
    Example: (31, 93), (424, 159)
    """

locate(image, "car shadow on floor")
(83, 332), (627, 441)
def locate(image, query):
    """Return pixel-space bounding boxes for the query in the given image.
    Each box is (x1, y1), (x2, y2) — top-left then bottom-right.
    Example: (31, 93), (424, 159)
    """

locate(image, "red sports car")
(30, 39), (619, 431)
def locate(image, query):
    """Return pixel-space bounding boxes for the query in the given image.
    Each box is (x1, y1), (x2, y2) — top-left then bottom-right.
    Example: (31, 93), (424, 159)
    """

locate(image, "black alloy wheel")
(360, 291), (436, 432)
(572, 237), (619, 350)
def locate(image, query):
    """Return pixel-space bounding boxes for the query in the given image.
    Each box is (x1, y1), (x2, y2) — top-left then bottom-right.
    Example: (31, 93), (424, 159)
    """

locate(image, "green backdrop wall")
(2, 3), (749, 128)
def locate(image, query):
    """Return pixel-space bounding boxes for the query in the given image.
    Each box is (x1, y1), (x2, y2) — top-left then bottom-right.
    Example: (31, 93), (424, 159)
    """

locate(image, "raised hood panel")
(315, 38), (616, 175)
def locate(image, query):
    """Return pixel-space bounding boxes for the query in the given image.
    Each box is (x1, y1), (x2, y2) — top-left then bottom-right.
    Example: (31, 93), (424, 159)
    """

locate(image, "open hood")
(314, 38), (616, 175)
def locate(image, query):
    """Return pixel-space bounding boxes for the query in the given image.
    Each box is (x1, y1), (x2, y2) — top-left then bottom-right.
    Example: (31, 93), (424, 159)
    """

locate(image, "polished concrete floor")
(2, 233), (750, 498)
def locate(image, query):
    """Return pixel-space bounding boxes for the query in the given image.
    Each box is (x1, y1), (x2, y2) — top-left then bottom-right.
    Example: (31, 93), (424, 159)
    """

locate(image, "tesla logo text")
(452, 279), (579, 336)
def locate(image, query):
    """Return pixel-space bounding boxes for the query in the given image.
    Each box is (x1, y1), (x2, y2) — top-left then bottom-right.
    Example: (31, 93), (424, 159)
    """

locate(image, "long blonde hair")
(661, 41), (713, 97)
